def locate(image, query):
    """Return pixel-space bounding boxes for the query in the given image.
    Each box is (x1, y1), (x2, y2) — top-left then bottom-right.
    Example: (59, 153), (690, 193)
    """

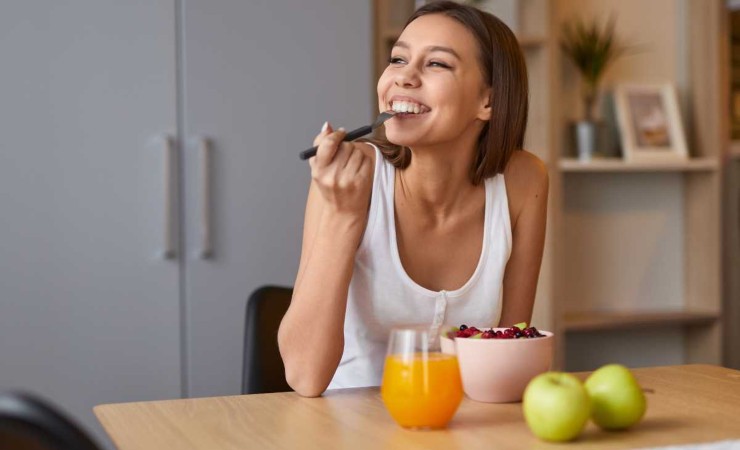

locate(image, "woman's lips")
(392, 111), (428, 119)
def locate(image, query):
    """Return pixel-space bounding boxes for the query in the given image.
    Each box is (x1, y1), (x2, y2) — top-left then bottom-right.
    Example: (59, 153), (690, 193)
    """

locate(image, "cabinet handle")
(198, 138), (214, 259)
(162, 135), (177, 259)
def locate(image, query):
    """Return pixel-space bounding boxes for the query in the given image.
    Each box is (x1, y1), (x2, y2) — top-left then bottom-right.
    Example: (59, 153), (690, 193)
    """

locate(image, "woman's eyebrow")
(393, 40), (461, 60)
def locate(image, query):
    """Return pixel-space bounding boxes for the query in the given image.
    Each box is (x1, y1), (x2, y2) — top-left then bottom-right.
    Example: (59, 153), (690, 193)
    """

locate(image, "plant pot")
(574, 120), (597, 161)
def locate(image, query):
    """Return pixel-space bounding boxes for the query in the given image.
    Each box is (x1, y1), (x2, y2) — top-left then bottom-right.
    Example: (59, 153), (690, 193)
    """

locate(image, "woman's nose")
(394, 65), (420, 88)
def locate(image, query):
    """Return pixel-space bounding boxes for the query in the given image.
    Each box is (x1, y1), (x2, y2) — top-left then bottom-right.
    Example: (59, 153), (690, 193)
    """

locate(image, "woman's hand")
(309, 122), (374, 217)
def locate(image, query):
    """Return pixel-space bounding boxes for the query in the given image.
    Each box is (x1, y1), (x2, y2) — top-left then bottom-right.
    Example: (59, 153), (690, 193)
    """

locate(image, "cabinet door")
(0, 1), (180, 442)
(181, 0), (372, 396)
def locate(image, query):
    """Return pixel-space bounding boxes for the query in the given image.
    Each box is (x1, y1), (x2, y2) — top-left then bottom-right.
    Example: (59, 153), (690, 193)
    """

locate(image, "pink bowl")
(440, 328), (554, 403)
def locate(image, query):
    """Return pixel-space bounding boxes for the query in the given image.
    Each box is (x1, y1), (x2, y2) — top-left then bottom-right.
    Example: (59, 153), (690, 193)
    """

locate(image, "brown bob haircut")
(374, 0), (529, 184)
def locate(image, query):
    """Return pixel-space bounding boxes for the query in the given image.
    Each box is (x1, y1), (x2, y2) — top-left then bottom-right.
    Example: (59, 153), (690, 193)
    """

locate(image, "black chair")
(241, 285), (293, 394)
(0, 392), (101, 450)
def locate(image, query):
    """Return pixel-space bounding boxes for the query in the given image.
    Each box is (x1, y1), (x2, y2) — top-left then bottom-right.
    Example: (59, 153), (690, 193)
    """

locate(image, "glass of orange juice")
(380, 325), (463, 429)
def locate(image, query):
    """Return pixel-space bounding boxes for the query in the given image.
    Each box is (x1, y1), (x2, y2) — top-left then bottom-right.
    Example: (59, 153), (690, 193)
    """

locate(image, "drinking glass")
(380, 325), (463, 429)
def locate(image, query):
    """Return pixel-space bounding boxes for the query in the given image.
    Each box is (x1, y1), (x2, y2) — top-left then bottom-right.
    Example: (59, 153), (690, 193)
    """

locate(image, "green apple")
(523, 372), (591, 442)
(584, 364), (646, 430)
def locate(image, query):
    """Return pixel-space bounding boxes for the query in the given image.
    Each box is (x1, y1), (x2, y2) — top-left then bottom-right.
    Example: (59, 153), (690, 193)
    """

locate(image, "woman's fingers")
(331, 140), (354, 171)
(312, 121), (333, 146)
(357, 149), (374, 179)
(315, 128), (346, 168)
(343, 143), (365, 175)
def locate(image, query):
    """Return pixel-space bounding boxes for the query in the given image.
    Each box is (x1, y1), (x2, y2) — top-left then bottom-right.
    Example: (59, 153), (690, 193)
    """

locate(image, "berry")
(502, 329), (516, 339)
(522, 327), (544, 338)
(451, 324), (545, 338)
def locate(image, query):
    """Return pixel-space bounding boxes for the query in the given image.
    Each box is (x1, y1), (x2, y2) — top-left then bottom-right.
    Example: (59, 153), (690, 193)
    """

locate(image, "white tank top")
(328, 144), (512, 389)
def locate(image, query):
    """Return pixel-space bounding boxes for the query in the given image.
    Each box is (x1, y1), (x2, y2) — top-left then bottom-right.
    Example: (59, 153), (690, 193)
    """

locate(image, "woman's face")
(377, 13), (491, 148)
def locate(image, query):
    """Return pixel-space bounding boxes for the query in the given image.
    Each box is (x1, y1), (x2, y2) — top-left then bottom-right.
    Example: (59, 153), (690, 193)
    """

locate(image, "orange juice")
(380, 352), (463, 428)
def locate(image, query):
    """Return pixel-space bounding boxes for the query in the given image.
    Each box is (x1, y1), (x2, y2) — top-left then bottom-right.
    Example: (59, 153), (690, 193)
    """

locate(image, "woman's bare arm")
(277, 127), (375, 397)
(499, 150), (549, 326)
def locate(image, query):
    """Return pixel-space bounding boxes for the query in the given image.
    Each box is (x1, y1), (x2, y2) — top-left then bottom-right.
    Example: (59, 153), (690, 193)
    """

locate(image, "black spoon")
(299, 110), (397, 160)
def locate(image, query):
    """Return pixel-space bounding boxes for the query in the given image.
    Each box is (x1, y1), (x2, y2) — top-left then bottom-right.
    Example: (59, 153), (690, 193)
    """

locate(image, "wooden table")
(95, 364), (740, 449)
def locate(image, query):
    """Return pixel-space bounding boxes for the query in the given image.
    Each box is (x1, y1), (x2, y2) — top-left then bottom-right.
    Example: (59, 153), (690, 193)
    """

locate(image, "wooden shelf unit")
(517, 36), (548, 49)
(381, 28), (404, 42)
(553, 0), (724, 370)
(559, 157), (720, 172)
(563, 310), (719, 332)
(729, 141), (740, 159)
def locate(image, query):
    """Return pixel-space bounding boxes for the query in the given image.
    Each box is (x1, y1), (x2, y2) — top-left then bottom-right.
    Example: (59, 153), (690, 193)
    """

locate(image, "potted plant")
(561, 16), (626, 160)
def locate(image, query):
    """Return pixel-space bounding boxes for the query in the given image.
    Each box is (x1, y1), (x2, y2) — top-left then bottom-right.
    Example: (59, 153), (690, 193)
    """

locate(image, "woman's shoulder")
(502, 149), (549, 227)
(504, 149), (548, 184)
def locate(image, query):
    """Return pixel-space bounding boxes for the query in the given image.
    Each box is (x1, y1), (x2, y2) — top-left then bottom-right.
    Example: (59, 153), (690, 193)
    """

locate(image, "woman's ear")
(477, 89), (492, 121)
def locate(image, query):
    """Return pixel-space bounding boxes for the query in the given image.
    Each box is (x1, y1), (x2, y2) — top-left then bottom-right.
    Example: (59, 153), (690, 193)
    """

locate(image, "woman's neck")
(396, 137), (481, 224)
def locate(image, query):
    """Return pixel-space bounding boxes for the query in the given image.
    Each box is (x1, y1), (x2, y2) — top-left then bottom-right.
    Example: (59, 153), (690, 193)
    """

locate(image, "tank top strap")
(358, 143), (392, 252)
(487, 174), (513, 250)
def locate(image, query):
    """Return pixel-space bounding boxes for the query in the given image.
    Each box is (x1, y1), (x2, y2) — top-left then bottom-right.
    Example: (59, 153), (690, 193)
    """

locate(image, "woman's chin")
(384, 130), (424, 147)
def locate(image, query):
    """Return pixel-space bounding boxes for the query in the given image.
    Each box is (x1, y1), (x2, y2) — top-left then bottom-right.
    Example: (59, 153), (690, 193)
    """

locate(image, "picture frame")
(614, 83), (689, 161)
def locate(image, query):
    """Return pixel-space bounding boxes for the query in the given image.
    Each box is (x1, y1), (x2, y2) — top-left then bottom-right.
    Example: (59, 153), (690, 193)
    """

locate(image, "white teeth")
(391, 100), (427, 114)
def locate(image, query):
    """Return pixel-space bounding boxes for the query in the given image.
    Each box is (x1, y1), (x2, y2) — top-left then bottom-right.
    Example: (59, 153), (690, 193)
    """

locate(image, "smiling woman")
(278, 0), (548, 397)
(376, 3), (529, 180)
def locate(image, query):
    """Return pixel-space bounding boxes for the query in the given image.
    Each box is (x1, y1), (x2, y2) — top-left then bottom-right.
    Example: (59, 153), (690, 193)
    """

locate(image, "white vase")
(575, 120), (597, 161)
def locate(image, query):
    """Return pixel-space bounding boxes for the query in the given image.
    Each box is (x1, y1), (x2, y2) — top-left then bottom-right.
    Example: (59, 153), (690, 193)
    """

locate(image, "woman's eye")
(429, 61), (451, 69)
(388, 56), (405, 65)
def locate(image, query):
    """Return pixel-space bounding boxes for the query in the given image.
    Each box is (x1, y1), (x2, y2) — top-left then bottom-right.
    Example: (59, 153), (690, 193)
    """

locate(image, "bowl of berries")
(440, 323), (554, 403)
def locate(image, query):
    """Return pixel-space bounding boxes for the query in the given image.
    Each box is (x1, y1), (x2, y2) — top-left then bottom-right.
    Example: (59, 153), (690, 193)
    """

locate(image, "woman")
(278, 1), (548, 397)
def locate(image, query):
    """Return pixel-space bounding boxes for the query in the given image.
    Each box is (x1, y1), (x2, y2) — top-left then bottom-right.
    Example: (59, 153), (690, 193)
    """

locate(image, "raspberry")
(502, 329), (516, 339)
(522, 327), (544, 338)
(481, 330), (496, 339)
(460, 328), (478, 338)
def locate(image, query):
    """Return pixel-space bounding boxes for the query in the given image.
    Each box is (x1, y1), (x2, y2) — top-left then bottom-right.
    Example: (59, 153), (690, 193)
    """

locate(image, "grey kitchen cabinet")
(179, 0), (372, 397)
(0, 1), (181, 445)
(0, 0), (372, 444)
